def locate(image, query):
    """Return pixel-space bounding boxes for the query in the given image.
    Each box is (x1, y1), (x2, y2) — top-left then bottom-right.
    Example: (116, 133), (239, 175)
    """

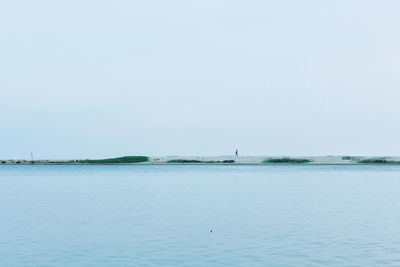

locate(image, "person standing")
(235, 149), (238, 156)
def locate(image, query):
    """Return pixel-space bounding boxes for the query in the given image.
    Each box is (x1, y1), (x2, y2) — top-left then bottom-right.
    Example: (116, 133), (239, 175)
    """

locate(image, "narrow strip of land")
(2, 156), (400, 165)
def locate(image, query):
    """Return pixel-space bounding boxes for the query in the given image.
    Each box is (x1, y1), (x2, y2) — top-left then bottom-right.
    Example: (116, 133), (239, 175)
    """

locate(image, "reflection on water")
(1, 165), (400, 266)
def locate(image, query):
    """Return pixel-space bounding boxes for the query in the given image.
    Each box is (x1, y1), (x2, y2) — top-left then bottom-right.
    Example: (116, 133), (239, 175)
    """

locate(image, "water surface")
(1, 165), (400, 266)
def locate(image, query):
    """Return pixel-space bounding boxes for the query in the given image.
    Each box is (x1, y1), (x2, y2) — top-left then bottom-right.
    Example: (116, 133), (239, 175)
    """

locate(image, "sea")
(1, 165), (400, 266)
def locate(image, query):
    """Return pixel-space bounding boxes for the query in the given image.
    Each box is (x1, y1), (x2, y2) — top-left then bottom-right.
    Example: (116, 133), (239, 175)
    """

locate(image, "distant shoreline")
(2, 156), (400, 165)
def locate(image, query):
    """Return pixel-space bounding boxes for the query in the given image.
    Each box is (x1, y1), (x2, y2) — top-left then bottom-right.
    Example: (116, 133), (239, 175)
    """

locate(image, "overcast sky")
(1, 0), (400, 159)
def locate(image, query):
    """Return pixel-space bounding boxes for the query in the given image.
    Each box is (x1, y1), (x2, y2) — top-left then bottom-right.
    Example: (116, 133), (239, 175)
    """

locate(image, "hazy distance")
(1, 0), (400, 159)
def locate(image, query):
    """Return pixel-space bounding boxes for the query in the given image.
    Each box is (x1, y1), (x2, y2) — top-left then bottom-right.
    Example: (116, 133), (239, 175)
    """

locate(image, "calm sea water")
(1, 165), (400, 266)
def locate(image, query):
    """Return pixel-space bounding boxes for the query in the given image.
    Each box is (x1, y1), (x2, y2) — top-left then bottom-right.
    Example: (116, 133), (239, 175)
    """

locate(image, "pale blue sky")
(1, 0), (400, 159)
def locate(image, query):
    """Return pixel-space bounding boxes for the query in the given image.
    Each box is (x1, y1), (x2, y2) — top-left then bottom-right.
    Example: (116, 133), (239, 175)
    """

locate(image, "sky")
(1, 0), (400, 159)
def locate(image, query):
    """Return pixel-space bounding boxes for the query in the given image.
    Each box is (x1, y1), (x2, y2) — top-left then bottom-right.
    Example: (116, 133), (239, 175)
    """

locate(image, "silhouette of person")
(235, 149), (238, 156)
